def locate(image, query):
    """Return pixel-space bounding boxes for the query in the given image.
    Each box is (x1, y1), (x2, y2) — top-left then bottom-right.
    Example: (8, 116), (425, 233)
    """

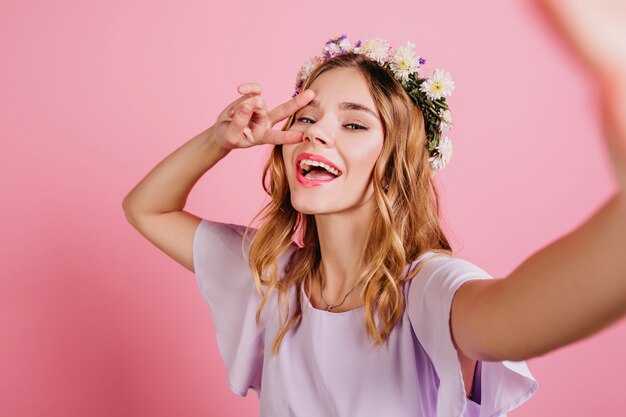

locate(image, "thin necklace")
(318, 268), (365, 312)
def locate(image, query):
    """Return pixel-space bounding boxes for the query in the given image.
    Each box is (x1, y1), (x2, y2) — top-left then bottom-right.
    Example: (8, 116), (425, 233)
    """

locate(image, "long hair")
(244, 53), (452, 356)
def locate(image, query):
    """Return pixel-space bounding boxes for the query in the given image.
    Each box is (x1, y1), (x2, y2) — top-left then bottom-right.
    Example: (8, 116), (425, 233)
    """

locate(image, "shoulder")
(405, 250), (493, 327)
(403, 251), (538, 416)
(195, 219), (300, 252)
(195, 218), (256, 240)
(407, 250), (492, 288)
(194, 219), (258, 257)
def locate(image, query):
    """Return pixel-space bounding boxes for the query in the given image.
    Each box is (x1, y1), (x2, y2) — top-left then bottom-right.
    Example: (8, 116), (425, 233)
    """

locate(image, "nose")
(303, 121), (334, 146)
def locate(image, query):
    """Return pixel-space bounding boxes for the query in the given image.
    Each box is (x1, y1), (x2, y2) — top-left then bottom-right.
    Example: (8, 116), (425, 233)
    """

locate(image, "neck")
(314, 194), (377, 302)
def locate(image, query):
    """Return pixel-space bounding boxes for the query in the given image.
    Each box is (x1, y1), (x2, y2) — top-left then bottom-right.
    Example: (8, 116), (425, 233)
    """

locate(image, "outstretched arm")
(451, 0), (626, 362)
(453, 193), (626, 361)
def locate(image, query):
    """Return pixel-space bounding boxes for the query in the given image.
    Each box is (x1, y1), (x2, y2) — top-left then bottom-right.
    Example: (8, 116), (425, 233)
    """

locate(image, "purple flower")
(419, 57), (426, 65)
(326, 34), (347, 45)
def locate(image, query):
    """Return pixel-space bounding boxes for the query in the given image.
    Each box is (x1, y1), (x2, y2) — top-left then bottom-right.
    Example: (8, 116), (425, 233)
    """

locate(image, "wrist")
(202, 125), (233, 156)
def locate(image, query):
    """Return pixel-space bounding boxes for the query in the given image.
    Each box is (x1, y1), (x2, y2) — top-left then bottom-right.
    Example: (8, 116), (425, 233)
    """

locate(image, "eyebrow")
(304, 99), (380, 120)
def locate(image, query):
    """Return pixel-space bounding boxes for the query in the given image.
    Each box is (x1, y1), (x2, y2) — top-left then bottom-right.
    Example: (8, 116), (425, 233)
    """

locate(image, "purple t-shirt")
(193, 219), (538, 417)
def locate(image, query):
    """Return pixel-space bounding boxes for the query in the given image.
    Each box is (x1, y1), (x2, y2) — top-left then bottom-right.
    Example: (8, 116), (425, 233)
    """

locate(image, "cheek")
(343, 139), (383, 175)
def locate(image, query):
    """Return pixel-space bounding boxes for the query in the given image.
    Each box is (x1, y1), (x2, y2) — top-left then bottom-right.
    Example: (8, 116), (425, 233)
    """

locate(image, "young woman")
(122, 1), (626, 415)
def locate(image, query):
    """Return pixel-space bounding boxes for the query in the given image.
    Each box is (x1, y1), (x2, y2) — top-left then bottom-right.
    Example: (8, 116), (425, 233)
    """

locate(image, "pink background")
(1, 0), (623, 415)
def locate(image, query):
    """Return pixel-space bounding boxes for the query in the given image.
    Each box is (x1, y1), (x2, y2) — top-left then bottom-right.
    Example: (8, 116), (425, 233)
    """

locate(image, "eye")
(296, 116), (315, 124)
(295, 116), (368, 131)
(344, 123), (368, 131)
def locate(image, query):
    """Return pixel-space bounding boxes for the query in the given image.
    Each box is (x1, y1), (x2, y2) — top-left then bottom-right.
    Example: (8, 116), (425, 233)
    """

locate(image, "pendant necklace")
(318, 268), (365, 312)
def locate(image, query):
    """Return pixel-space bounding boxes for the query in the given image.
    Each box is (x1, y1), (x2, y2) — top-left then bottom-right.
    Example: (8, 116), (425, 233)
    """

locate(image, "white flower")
(388, 41), (422, 83)
(296, 56), (321, 84)
(323, 42), (343, 58)
(356, 38), (390, 64)
(439, 109), (453, 132)
(420, 69), (455, 100)
(429, 136), (453, 170)
(338, 38), (352, 52)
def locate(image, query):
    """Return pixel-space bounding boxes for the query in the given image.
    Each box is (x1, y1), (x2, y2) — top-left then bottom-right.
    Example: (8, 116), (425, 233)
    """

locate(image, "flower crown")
(293, 34), (455, 171)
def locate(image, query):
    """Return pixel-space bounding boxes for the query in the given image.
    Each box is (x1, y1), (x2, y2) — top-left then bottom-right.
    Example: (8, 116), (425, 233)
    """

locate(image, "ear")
(381, 176), (390, 192)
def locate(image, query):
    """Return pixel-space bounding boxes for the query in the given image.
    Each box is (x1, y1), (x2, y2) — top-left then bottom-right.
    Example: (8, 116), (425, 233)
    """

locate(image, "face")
(282, 67), (384, 215)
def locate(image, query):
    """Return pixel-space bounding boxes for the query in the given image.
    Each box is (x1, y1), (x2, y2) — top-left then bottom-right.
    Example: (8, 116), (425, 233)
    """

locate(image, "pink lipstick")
(295, 152), (342, 187)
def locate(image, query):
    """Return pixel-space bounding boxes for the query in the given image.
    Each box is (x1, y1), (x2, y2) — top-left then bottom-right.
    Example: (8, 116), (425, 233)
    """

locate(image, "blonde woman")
(122, 1), (626, 415)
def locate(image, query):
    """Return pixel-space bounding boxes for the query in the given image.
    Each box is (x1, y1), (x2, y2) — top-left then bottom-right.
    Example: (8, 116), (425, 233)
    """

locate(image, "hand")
(533, 0), (626, 190)
(209, 82), (315, 151)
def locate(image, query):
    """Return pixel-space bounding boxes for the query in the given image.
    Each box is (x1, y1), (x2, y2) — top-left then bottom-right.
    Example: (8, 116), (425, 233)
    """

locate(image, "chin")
(289, 195), (336, 215)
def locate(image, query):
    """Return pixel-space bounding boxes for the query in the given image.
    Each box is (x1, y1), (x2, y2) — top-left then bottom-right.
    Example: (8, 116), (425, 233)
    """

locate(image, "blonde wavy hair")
(244, 53), (452, 356)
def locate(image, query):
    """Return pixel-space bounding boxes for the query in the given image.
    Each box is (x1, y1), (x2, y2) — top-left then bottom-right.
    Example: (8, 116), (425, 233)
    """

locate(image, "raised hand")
(533, 0), (626, 189)
(209, 82), (315, 151)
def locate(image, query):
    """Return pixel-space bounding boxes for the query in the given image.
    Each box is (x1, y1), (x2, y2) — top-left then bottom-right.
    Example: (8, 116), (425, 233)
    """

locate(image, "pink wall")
(1, 0), (623, 415)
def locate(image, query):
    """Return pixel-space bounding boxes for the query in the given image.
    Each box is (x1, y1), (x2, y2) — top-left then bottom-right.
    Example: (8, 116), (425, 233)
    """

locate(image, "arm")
(122, 83), (314, 272)
(122, 126), (229, 272)
(122, 126), (229, 216)
(452, 0), (626, 363)
(452, 192), (626, 362)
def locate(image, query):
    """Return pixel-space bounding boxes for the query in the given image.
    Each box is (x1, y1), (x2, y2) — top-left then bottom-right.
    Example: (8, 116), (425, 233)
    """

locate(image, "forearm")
(122, 126), (230, 216)
(476, 191), (626, 361)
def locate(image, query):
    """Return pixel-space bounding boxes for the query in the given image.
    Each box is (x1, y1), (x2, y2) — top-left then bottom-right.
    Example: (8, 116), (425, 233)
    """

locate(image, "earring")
(383, 183), (389, 193)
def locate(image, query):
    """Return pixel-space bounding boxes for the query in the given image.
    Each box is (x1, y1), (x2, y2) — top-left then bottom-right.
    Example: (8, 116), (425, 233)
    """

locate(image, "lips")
(295, 152), (342, 187)
(296, 153), (341, 172)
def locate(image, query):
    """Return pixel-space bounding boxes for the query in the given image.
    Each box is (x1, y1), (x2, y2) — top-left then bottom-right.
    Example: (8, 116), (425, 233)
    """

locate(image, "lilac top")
(193, 219), (538, 417)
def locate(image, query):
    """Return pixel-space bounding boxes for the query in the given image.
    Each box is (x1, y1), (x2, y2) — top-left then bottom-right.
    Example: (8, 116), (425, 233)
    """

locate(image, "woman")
(122, 1), (626, 415)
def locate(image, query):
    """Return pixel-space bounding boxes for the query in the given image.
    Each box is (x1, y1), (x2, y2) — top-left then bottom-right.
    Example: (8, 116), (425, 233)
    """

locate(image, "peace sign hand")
(210, 82), (315, 151)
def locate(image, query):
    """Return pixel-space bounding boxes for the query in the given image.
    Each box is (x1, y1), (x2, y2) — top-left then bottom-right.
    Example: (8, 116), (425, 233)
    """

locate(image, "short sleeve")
(407, 252), (538, 417)
(192, 218), (264, 397)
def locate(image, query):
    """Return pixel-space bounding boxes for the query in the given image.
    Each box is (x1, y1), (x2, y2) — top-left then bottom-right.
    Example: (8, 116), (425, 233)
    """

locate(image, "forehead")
(307, 67), (375, 107)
